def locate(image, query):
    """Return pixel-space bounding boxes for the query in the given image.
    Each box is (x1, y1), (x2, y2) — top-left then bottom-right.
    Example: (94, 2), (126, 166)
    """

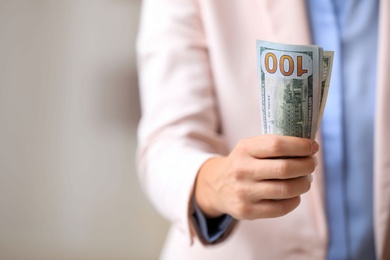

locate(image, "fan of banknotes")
(256, 40), (334, 139)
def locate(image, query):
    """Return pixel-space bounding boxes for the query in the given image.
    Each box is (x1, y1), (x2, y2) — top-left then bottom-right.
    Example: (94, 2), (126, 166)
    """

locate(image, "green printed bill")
(256, 40), (334, 139)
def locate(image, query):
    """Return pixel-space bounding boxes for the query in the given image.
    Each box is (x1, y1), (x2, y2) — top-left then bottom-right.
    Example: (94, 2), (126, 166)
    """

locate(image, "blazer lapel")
(374, 0), (390, 258)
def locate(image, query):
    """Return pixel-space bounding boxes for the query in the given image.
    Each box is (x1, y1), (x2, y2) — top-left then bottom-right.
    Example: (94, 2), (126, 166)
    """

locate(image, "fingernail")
(313, 156), (318, 167)
(311, 141), (319, 153)
(307, 174), (313, 183)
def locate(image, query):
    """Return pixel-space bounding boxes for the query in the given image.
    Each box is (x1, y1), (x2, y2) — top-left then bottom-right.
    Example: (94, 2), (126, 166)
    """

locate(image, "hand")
(194, 135), (319, 220)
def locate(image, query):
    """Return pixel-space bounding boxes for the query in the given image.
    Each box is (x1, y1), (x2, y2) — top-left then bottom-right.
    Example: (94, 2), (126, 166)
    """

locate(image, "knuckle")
(303, 141), (312, 154)
(232, 185), (247, 200)
(231, 163), (246, 180)
(278, 183), (290, 197)
(268, 137), (284, 154)
(275, 160), (289, 178)
(234, 202), (251, 219)
(235, 139), (249, 154)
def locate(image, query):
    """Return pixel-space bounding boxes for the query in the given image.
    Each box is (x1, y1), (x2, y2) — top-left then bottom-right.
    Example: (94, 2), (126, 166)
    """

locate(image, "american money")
(257, 40), (322, 139)
(317, 51), (334, 130)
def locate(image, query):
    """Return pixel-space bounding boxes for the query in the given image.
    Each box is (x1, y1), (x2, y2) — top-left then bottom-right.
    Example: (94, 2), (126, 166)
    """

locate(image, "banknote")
(256, 40), (334, 139)
(317, 51), (334, 130)
(257, 40), (319, 139)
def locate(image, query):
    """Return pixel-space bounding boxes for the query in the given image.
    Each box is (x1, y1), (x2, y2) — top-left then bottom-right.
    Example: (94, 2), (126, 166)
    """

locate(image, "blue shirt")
(308, 0), (378, 259)
(193, 1), (379, 258)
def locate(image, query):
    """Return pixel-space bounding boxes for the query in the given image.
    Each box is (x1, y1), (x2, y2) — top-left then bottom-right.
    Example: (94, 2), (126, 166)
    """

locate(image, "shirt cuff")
(191, 196), (234, 243)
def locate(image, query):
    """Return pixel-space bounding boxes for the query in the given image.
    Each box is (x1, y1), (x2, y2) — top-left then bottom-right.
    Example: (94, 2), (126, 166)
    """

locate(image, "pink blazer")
(137, 0), (390, 259)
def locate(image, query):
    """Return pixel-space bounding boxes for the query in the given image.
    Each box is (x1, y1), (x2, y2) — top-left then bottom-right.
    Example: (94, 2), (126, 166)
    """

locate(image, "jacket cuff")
(189, 195), (238, 245)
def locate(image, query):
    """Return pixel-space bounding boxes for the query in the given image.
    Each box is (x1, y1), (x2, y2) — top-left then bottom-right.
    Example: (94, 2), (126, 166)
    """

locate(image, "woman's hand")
(194, 135), (319, 220)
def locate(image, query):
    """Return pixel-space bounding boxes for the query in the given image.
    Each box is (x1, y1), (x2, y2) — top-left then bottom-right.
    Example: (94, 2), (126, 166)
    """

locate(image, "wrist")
(194, 157), (226, 218)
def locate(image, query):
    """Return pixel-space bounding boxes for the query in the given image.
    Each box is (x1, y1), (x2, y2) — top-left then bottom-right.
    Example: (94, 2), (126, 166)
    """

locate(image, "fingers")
(253, 156), (317, 180)
(200, 135), (320, 221)
(229, 175), (312, 207)
(228, 155), (317, 181)
(248, 175), (313, 201)
(242, 135), (319, 159)
(226, 175), (312, 220)
(231, 196), (302, 220)
(225, 163), (314, 220)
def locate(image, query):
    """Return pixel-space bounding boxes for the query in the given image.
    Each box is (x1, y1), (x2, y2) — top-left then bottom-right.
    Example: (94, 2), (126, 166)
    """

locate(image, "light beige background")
(0, 1), (169, 259)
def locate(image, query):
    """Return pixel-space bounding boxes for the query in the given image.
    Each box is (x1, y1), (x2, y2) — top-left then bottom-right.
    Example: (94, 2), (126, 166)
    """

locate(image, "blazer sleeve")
(136, 0), (235, 245)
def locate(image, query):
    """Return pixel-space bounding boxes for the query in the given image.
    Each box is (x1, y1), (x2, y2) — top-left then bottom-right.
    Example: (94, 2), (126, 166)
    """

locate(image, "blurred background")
(0, 0), (169, 259)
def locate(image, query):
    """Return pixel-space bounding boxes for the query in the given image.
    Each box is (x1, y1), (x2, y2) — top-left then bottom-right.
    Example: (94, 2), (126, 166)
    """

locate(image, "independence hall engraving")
(276, 79), (305, 137)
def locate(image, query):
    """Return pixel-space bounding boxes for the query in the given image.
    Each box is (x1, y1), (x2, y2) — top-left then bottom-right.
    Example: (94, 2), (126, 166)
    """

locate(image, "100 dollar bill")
(256, 40), (333, 139)
(317, 51), (334, 130)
